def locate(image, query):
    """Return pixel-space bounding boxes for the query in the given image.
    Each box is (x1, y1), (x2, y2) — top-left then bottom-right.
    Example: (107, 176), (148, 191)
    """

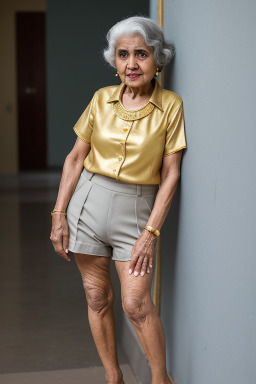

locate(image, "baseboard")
(168, 373), (178, 384)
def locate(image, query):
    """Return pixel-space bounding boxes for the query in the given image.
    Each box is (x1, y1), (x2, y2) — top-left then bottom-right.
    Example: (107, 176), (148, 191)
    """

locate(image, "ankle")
(152, 373), (171, 384)
(105, 367), (123, 384)
(105, 377), (124, 384)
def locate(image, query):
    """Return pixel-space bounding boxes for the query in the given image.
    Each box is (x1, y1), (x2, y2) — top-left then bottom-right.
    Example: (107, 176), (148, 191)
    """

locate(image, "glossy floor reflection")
(0, 170), (137, 383)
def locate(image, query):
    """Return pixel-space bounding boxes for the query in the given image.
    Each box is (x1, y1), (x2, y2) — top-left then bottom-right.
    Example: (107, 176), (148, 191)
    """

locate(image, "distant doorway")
(16, 12), (47, 170)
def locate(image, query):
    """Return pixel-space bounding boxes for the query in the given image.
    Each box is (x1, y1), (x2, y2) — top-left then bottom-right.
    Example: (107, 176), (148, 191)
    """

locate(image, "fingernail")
(134, 271), (138, 276)
(141, 271), (144, 276)
(65, 249), (69, 253)
(129, 269), (132, 274)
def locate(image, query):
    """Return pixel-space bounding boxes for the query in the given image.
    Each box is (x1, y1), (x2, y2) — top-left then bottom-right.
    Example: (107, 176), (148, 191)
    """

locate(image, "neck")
(123, 78), (155, 100)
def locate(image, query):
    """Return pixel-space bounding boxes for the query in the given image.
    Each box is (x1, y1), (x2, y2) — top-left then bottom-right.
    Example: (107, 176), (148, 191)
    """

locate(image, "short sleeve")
(163, 100), (187, 156)
(73, 91), (97, 144)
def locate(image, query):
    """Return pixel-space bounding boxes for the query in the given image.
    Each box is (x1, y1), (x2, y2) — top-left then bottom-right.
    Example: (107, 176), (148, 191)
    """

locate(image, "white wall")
(150, 1), (256, 384)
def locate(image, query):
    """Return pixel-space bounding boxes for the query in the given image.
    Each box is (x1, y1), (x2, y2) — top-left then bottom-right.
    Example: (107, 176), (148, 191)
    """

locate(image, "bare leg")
(74, 253), (124, 384)
(115, 260), (171, 384)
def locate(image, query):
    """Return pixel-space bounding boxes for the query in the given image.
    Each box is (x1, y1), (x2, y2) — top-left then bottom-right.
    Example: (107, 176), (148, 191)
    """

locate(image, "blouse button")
(113, 169), (116, 172)
(123, 128), (128, 132)
(120, 142), (124, 145)
(118, 156), (123, 161)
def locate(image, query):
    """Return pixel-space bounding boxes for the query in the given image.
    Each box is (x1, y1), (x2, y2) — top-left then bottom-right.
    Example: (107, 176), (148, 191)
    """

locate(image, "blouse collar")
(107, 77), (164, 112)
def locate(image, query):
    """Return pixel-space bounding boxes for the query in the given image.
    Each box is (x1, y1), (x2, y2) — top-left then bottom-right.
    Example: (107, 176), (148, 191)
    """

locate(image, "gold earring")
(115, 72), (119, 77)
(155, 67), (160, 76)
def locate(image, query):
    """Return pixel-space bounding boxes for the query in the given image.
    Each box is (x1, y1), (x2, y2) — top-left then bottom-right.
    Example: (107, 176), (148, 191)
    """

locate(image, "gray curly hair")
(103, 16), (176, 71)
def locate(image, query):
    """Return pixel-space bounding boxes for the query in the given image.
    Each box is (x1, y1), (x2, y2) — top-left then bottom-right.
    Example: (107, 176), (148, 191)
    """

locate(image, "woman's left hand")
(129, 230), (156, 277)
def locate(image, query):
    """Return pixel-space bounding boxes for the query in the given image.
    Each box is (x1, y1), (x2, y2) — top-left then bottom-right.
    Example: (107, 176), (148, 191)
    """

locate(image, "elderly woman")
(50, 16), (186, 384)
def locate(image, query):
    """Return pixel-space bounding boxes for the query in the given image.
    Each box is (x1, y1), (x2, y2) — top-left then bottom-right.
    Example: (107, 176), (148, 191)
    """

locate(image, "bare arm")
(145, 149), (183, 231)
(50, 137), (91, 261)
(53, 138), (91, 211)
(129, 149), (184, 276)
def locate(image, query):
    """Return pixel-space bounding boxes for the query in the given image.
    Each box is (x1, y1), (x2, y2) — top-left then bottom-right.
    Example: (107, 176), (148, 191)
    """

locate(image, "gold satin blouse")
(73, 78), (187, 185)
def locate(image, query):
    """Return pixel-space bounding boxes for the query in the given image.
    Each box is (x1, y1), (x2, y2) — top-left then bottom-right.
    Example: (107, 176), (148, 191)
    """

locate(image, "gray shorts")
(66, 168), (159, 261)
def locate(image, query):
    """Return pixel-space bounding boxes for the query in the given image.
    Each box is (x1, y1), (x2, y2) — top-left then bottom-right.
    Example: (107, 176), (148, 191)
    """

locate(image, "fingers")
(129, 254), (153, 277)
(62, 232), (70, 257)
(146, 256), (153, 274)
(50, 217), (71, 261)
(129, 254), (137, 275)
(133, 255), (144, 276)
(140, 257), (148, 277)
(50, 233), (71, 261)
(149, 256), (153, 270)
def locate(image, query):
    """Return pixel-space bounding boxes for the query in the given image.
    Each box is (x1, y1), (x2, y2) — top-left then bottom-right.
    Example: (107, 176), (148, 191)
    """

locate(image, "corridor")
(0, 170), (138, 383)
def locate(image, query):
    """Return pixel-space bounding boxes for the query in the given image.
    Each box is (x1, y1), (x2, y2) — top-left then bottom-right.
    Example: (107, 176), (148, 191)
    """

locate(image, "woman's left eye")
(138, 52), (147, 57)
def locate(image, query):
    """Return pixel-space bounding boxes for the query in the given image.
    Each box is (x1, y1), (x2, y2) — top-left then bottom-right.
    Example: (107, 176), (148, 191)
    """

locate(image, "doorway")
(16, 12), (47, 170)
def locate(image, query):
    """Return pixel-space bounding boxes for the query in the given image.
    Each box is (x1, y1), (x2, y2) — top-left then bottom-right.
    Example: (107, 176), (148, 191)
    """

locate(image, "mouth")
(127, 74), (142, 79)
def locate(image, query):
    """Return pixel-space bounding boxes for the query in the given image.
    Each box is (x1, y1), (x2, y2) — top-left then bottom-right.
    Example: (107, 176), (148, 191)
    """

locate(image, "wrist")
(53, 207), (66, 211)
(51, 209), (66, 217)
(142, 228), (157, 240)
(144, 225), (160, 238)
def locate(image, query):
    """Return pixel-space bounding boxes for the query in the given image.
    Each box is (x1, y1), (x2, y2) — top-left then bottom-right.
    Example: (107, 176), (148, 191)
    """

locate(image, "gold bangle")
(144, 225), (160, 237)
(51, 209), (66, 216)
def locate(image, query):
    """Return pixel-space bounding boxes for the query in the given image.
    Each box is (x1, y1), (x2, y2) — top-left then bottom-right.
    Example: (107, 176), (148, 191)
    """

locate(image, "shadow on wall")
(160, 50), (189, 366)
(163, 59), (175, 91)
(160, 175), (183, 347)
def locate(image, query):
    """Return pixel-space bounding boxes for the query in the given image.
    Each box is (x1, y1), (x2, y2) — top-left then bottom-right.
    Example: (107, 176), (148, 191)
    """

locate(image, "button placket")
(115, 121), (134, 177)
(121, 121), (133, 156)
(123, 121), (133, 135)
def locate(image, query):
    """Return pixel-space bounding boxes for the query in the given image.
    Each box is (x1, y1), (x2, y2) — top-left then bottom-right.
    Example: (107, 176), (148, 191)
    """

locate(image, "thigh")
(74, 253), (112, 289)
(114, 260), (153, 298)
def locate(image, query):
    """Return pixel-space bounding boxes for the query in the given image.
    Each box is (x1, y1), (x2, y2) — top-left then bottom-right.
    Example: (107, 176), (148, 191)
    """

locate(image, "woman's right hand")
(50, 213), (71, 261)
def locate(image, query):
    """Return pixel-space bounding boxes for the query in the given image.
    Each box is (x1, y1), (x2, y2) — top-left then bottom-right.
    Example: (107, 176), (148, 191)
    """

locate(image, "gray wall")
(150, 1), (256, 384)
(46, 0), (149, 166)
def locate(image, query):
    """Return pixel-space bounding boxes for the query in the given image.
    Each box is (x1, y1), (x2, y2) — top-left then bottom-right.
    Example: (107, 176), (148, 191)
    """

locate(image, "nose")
(127, 54), (138, 69)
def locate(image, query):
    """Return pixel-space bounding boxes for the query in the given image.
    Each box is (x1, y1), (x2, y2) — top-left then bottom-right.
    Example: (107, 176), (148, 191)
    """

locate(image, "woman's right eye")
(119, 52), (127, 58)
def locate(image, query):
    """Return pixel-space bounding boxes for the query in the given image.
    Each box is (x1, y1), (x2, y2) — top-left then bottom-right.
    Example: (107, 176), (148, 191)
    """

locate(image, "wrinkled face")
(115, 34), (157, 87)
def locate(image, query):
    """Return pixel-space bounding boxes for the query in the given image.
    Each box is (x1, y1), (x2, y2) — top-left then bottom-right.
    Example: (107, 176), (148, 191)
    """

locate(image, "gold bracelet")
(144, 225), (160, 237)
(51, 209), (66, 216)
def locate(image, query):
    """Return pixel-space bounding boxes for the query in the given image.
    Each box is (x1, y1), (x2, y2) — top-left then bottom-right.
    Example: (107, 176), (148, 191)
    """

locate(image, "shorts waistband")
(82, 168), (159, 196)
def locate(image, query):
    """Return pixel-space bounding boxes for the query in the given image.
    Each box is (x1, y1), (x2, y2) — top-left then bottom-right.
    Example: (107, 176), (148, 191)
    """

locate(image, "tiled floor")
(0, 365), (138, 384)
(0, 170), (138, 383)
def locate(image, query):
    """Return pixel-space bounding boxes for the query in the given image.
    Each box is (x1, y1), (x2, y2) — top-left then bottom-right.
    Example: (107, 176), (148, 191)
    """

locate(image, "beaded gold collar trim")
(113, 101), (155, 121)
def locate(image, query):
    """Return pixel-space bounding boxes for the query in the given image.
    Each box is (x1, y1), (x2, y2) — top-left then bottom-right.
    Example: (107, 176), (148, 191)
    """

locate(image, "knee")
(122, 291), (150, 325)
(83, 282), (114, 315)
